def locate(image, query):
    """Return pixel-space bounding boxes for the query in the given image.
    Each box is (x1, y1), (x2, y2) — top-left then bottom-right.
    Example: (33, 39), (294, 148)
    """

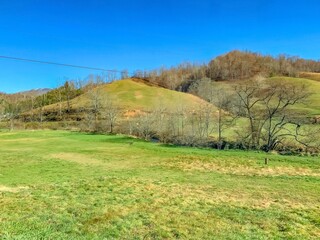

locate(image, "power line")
(0, 55), (132, 74)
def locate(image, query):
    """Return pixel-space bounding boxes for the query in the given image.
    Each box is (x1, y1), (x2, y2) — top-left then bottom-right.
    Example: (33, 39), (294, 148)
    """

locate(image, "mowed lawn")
(0, 131), (320, 239)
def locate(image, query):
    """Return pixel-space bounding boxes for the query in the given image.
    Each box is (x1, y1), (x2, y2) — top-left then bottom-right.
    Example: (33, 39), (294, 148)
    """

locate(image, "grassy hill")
(20, 76), (320, 131)
(269, 76), (320, 116)
(42, 78), (210, 115)
(211, 76), (320, 117)
(81, 78), (208, 110)
(299, 72), (320, 82)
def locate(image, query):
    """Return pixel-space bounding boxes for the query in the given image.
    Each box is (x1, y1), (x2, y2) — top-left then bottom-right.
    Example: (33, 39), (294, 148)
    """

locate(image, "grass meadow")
(0, 130), (320, 239)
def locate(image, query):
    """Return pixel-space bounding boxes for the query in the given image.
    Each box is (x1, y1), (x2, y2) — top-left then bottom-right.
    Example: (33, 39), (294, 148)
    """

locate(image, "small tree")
(89, 87), (103, 123)
(133, 112), (155, 140)
(191, 78), (235, 149)
(3, 97), (21, 131)
(103, 96), (120, 134)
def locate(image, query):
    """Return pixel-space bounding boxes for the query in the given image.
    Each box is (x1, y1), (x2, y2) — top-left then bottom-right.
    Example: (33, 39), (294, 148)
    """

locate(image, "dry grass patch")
(50, 152), (150, 170)
(51, 153), (103, 166)
(134, 91), (143, 99)
(0, 138), (50, 143)
(299, 72), (320, 82)
(159, 157), (320, 177)
(97, 178), (319, 213)
(0, 185), (29, 193)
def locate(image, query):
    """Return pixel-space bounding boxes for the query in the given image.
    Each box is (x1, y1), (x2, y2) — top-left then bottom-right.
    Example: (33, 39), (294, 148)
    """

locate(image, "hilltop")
(26, 78), (211, 122)
(74, 78), (208, 110)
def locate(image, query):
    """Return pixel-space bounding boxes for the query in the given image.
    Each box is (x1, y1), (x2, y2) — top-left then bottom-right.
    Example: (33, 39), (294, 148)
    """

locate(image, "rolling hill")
(269, 76), (320, 117)
(75, 78), (208, 110)
(210, 76), (320, 117)
(35, 78), (212, 121)
(21, 75), (320, 123)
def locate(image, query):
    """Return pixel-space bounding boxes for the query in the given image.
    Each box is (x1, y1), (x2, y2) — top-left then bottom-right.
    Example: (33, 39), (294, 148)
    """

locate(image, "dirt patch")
(123, 110), (143, 118)
(0, 185), (29, 193)
(51, 153), (103, 166)
(134, 91), (143, 99)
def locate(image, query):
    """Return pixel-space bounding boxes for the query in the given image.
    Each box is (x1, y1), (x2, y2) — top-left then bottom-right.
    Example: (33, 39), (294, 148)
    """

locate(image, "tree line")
(134, 50), (320, 92)
(3, 76), (317, 155)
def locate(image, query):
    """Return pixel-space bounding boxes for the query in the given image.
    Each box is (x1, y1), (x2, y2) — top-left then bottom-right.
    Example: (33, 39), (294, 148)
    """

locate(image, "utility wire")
(0, 55), (133, 74)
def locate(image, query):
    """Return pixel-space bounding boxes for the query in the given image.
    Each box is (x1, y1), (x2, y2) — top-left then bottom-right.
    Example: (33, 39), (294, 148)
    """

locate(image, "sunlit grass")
(0, 130), (320, 239)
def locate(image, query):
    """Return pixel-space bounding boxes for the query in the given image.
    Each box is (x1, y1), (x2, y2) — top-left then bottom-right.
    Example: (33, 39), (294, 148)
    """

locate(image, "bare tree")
(191, 78), (235, 149)
(121, 70), (129, 79)
(64, 81), (72, 113)
(88, 87), (103, 123)
(133, 112), (155, 140)
(259, 79), (310, 152)
(103, 95), (120, 134)
(233, 79), (264, 149)
(234, 78), (311, 152)
(0, 98), (5, 122)
(3, 97), (21, 131)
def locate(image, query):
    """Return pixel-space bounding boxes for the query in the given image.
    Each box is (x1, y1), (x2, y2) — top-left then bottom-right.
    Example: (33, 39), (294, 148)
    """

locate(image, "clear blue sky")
(1, 0), (320, 93)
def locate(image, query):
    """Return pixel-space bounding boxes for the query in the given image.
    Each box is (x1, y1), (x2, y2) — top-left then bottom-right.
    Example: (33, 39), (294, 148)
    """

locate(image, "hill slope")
(79, 78), (208, 110)
(40, 78), (211, 118)
(210, 76), (320, 117)
(86, 79), (204, 110)
(269, 77), (320, 116)
(299, 72), (320, 82)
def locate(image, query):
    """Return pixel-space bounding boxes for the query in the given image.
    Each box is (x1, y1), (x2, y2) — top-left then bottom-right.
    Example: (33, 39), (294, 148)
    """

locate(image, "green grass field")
(1, 130), (320, 239)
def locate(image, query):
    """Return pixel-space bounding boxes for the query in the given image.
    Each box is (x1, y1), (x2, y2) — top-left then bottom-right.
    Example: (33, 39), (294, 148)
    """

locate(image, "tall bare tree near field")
(233, 79), (263, 149)
(3, 97), (21, 131)
(152, 104), (168, 142)
(64, 81), (72, 112)
(234, 78), (311, 151)
(89, 87), (103, 123)
(191, 103), (215, 144)
(174, 102), (188, 137)
(292, 125), (320, 153)
(259, 79), (310, 152)
(191, 78), (234, 149)
(0, 98), (7, 124)
(103, 95), (120, 134)
(28, 95), (35, 122)
(38, 93), (47, 124)
(57, 87), (63, 119)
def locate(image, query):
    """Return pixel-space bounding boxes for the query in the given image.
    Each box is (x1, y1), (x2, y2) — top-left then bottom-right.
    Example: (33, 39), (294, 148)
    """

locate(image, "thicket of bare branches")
(138, 50), (320, 92)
